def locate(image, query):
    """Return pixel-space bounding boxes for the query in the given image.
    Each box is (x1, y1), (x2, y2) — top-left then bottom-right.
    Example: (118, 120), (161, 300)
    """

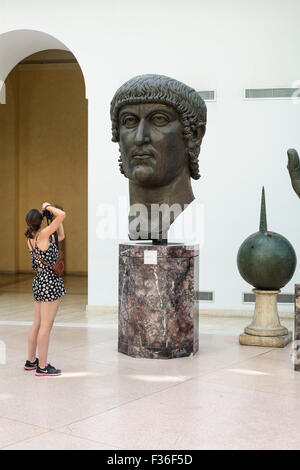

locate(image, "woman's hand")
(42, 202), (51, 211)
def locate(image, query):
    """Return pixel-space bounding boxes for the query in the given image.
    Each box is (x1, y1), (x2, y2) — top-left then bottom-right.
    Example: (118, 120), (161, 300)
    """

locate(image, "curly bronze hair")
(110, 74), (207, 180)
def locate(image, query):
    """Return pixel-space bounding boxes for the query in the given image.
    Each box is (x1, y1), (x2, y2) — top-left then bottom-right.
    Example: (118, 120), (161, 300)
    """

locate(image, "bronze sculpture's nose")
(134, 119), (150, 145)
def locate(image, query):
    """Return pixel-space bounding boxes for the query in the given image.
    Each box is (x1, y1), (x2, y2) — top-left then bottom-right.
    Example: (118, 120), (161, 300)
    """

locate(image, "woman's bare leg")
(27, 301), (41, 362)
(37, 299), (60, 368)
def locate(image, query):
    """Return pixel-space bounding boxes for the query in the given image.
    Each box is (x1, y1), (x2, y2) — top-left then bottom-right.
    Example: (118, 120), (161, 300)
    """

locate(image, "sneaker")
(35, 363), (62, 376)
(24, 358), (39, 371)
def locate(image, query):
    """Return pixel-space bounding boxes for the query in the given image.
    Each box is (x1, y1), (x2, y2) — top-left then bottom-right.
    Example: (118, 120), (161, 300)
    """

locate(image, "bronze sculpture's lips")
(132, 149), (154, 156)
(132, 154), (153, 160)
(131, 150), (155, 162)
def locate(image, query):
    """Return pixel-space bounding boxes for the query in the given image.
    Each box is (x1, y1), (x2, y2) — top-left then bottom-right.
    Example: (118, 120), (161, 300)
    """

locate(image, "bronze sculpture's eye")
(122, 115), (138, 128)
(151, 113), (170, 126)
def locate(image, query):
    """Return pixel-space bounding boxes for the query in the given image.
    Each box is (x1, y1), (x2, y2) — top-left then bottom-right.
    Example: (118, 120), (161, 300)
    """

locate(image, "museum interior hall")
(1, 0), (300, 452)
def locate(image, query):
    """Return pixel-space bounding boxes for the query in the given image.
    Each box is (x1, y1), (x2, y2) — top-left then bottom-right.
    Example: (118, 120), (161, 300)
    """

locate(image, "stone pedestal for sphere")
(239, 289), (292, 347)
(238, 188), (295, 348)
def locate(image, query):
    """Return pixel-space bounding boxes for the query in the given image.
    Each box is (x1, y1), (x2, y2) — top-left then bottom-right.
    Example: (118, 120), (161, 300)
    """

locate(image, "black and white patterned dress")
(29, 235), (66, 302)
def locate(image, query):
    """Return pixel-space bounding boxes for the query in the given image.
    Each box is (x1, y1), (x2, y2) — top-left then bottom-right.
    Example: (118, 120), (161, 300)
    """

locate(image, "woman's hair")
(24, 209), (43, 239)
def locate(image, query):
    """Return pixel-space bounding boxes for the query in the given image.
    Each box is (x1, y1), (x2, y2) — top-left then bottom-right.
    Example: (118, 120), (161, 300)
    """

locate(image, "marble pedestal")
(118, 243), (199, 359)
(294, 285), (300, 371)
(239, 289), (292, 348)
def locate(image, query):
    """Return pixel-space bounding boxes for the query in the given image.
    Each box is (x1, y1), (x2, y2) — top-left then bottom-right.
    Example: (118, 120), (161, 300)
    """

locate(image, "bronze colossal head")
(110, 74), (207, 241)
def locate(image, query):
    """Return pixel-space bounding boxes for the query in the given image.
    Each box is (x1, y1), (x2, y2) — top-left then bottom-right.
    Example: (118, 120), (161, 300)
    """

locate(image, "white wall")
(0, 0), (300, 311)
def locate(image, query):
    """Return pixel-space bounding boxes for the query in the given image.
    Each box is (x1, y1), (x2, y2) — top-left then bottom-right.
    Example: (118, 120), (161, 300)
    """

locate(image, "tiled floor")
(0, 273), (298, 450)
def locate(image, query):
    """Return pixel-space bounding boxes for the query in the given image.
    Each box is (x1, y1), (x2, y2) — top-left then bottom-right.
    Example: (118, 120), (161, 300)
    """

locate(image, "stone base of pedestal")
(239, 331), (292, 348)
(239, 289), (291, 348)
(118, 341), (199, 359)
(118, 243), (199, 359)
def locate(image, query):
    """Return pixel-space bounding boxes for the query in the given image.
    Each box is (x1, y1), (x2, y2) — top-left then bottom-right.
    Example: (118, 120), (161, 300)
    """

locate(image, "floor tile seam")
(52, 429), (128, 450)
(194, 375), (300, 400)
(189, 348), (280, 380)
(0, 417), (50, 449)
(213, 353), (296, 378)
(190, 364), (279, 383)
(0, 429), (56, 450)
(255, 348), (292, 359)
(62, 357), (202, 378)
(0, 413), (50, 431)
(88, 349), (277, 380)
(51, 377), (196, 432)
(0, 353), (296, 398)
(6, 363), (194, 381)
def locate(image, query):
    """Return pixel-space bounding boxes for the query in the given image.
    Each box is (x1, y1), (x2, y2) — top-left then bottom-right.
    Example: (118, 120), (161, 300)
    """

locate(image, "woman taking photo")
(24, 202), (66, 376)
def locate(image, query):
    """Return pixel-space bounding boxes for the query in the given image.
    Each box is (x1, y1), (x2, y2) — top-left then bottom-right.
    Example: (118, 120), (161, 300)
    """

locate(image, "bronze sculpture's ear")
(197, 124), (206, 145)
(186, 124), (205, 148)
(287, 148), (300, 199)
(191, 124), (206, 146)
(186, 125), (205, 180)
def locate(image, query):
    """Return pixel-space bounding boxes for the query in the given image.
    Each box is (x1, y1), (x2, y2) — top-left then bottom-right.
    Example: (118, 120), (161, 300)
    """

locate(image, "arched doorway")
(0, 30), (88, 322)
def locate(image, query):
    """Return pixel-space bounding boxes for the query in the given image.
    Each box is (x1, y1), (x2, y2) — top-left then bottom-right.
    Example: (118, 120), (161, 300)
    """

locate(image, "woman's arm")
(56, 221), (65, 242)
(40, 202), (66, 239)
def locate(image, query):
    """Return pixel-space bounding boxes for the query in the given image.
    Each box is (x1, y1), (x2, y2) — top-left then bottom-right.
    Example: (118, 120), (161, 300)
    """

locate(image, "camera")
(43, 207), (55, 222)
(42, 205), (59, 247)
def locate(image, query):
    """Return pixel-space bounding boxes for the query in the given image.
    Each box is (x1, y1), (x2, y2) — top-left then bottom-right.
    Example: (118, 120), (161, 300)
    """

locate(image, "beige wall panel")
(18, 66), (87, 273)
(0, 69), (19, 272)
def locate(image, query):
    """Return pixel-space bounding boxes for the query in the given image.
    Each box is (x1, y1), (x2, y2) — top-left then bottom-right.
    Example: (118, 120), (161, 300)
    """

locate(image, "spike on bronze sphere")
(237, 187), (297, 290)
(259, 187), (267, 232)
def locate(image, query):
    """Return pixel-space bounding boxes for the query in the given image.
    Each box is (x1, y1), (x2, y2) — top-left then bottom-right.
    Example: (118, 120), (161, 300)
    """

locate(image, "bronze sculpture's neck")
(129, 165), (194, 209)
(128, 165), (194, 240)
